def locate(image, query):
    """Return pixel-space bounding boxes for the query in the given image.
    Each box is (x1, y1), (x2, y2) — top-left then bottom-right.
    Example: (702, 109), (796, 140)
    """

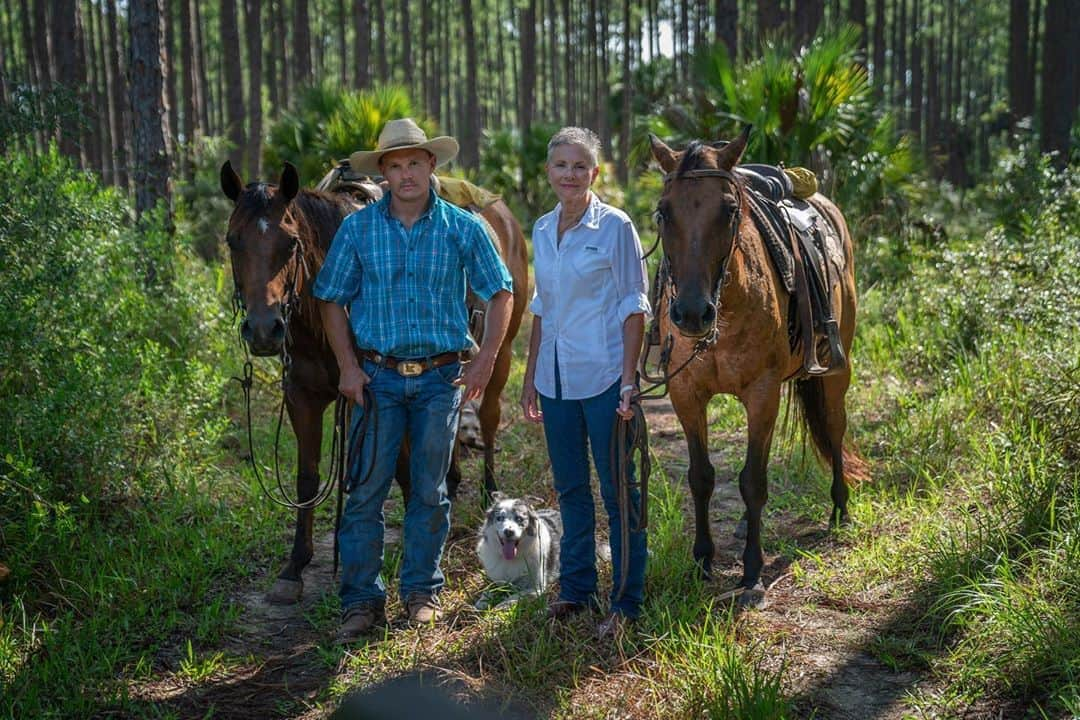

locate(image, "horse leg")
(737, 382), (781, 609)
(267, 394), (328, 605)
(677, 401), (716, 578)
(478, 343), (512, 505)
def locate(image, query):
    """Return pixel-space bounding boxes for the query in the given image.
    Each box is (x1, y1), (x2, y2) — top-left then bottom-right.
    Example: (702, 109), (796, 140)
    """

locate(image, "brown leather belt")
(357, 349), (465, 377)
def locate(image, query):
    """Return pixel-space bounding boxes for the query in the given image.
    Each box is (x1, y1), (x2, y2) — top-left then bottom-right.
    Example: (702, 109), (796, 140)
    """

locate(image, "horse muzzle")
(669, 296), (717, 338)
(241, 313), (286, 356)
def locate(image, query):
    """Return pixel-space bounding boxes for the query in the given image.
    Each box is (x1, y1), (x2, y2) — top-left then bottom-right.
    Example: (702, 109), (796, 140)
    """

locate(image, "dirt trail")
(130, 400), (925, 719)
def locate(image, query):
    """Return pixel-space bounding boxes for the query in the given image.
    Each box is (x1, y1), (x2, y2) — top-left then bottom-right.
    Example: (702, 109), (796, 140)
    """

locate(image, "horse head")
(649, 126), (750, 338)
(221, 161), (303, 357)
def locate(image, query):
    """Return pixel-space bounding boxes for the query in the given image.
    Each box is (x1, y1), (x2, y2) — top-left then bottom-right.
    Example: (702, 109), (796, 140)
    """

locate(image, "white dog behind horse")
(475, 493), (561, 609)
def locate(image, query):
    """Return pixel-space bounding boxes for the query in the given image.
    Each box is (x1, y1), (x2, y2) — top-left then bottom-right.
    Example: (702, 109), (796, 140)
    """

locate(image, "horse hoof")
(737, 582), (767, 610)
(266, 578), (303, 605)
(695, 558), (712, 581)
(733, 518), (748, 539)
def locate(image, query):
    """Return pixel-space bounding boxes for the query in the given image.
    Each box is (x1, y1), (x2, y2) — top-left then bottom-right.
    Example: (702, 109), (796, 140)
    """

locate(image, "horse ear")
(280, 162), (300, 202)
(649, 133), (680, 174)
(221, 160), (243, 203)
(715, 124), (752, 169)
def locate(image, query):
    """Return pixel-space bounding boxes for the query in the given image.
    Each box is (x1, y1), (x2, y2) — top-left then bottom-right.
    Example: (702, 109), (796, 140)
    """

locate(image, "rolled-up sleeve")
(611, 218), (651, 322)
(313, 216), (363, 306)
(463, 219), (514, 302)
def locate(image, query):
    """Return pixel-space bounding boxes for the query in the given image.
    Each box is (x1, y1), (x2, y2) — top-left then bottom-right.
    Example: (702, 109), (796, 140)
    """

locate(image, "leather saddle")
(742, 167), (847, 377)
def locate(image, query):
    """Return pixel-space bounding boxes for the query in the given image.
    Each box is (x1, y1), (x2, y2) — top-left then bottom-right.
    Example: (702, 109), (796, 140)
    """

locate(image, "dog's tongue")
(501, 539), (518, 560)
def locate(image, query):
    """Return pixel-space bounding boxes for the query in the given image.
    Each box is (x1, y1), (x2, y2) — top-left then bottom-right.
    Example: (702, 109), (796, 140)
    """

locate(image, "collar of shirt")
(538, 192), (602, 242)
(375, 187), (442, 225)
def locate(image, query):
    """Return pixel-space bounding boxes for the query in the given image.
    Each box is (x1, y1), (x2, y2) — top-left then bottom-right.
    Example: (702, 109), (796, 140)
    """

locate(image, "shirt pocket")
(572, 244), (609, 280)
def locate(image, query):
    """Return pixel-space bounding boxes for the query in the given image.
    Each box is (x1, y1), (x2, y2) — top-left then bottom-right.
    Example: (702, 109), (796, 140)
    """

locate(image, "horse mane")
(675, 140), (708, 176)
(235, 183), (354, 340)
(287, 189), (354, 336)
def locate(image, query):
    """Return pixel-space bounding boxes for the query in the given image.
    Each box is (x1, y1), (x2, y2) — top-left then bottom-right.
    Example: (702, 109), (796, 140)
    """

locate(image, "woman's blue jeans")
(338, 358), (462, 613)
(539, 378), (647, 618)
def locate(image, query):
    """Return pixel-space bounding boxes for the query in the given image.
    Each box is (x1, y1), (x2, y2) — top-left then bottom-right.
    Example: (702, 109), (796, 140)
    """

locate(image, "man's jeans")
(539, 378), (647, 618)
(338, 358), (462, 612)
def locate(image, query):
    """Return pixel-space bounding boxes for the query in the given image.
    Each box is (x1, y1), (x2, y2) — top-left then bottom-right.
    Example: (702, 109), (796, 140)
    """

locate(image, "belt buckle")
(398, 360), (424, 377)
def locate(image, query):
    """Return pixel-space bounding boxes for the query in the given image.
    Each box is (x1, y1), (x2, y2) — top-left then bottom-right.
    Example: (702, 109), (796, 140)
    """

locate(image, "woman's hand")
(520, 380), (543, 423)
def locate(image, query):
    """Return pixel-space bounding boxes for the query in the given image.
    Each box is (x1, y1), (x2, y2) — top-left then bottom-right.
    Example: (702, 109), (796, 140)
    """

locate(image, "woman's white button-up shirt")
(529, 193), (652, 400)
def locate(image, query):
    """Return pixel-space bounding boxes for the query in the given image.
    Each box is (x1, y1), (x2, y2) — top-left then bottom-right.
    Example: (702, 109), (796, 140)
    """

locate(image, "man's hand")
(616, 384), (635, 421)
(455, 353), (495, 402)
(339, 363), (371, 406)
(519, 380), (543, 423)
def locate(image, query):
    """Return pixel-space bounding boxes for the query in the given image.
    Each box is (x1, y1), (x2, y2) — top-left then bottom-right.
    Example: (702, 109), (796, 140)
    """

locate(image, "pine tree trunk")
(794, 0), (822, 48)
(715, 0), (738, 60)
(460, 0), (479, 167)
(757, 0), (783, 41)
(376, 0), (388, 83)
(244, 0), (263, 178)
(129, 0), (171, 223)
(520, 0), (536, 135)
(421, 0), (433, 114)
(849, 0), (866, 52)
(400, 0), (412, 95)
(1008, 0), (1034, 124)
(178, 0), (194, 179)
(89, 2), (115, 183)
(353, 0), (370, 89)
(1040, 0), (1079, 165)
(82, 0), (104, 174)
(909, 0), (923, 141)
(51, 0), (80, 160)
(872, 0), (885, 92)
(274, 0), (288, 106)
(163, 0), (176, 159)
(335, 0), (346, 87)
(105, 0), (129, 188)
(926, 11), (939, 166)
(618, 0), (631, 184)
(220, 0), (244, 169)
(193, 0), (210, 134)
(294, 0), (311, 89)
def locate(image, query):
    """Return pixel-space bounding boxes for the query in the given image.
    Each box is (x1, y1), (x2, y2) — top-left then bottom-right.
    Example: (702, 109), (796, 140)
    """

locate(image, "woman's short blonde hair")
(547, 127), (602, 167)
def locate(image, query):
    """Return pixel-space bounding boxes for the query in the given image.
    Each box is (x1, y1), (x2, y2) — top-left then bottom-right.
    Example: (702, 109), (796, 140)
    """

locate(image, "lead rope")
(610, 397), (651, 603)
(333, 385), (378, 577)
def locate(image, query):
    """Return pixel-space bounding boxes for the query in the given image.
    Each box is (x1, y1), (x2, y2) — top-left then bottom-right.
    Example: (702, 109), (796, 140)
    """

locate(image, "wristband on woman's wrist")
(620, 384), (636, 396)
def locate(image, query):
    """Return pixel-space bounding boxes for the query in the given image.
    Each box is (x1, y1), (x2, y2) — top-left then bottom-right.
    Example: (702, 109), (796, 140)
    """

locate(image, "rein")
(230, 232), (347, 515)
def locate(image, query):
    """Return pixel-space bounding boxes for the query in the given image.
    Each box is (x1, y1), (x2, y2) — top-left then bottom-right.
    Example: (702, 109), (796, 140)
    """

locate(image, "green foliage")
(0, 146), (268, 717)
(174, 134), (237, 261)
(0, 85), (84, 152)
(263, 82), (429, 185)
(642, 26), (919, 224)
(476, 122), (560, 225)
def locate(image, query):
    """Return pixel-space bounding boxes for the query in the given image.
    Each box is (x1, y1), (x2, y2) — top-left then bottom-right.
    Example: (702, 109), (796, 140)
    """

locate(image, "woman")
(520, 127), (650, 636)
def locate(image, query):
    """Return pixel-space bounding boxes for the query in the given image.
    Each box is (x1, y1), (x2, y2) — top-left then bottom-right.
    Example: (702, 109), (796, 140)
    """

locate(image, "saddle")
(741, 166), (847, 377)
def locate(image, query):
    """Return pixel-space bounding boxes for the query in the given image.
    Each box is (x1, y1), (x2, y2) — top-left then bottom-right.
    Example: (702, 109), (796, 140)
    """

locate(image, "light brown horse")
(648, 130), (866, 608)
(220, 161), (528, 604)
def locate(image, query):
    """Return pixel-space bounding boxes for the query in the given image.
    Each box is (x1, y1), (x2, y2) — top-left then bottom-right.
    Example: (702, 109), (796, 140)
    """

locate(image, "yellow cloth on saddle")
(434, 175), (501, 209)
(783, 167), (819, 199)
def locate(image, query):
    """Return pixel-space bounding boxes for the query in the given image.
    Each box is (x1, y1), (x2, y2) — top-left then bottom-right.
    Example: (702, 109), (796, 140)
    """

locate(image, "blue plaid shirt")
(313, 189), (514, 358)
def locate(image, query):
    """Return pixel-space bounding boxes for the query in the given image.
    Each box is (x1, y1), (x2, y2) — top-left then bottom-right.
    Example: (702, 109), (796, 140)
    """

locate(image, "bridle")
(657, 167), (744, 324)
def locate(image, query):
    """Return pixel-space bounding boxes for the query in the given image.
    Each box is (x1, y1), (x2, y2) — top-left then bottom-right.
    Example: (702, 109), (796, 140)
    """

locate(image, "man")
(314, 118), (514, 642)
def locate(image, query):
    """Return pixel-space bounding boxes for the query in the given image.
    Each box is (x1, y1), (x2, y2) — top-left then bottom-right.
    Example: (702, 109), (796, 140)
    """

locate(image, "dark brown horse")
(220, 161), (528, 604)
(648, 130), (867, 608)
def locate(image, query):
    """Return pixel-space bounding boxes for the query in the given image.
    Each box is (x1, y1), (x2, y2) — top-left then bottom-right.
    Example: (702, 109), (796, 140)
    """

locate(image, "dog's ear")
(526, 509), (539, 537)
(490, 491), (507, 504)
(523, 494), (545, 507)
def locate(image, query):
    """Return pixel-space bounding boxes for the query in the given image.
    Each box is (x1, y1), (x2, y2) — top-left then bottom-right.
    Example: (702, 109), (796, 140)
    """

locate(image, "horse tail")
(790, 377), (870, 485)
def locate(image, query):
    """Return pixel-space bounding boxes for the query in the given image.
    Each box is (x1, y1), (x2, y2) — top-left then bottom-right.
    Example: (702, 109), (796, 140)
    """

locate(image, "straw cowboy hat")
(349, 118), (459, 176)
